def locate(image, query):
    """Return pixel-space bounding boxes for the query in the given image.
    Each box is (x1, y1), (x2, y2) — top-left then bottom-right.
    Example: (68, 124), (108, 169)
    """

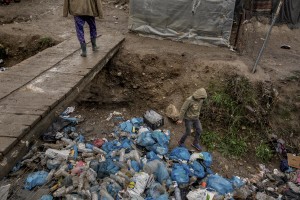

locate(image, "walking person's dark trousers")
(180, 119), (202, 145)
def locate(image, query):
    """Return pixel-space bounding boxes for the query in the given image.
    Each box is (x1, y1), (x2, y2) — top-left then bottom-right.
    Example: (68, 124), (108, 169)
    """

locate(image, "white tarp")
(129, 0), (236, 46)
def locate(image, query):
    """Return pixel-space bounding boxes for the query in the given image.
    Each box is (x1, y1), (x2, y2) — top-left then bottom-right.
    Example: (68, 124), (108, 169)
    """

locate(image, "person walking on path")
(63, 0), (103, 57)
(177, 88), (207, 151)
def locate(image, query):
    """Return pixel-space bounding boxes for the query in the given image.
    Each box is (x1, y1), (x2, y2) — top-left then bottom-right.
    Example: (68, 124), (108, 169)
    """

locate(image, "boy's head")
(193, 88), (207, 100)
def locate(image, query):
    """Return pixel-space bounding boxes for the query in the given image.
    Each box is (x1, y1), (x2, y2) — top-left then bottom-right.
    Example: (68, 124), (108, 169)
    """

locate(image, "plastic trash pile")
(5, 107), (300, 200)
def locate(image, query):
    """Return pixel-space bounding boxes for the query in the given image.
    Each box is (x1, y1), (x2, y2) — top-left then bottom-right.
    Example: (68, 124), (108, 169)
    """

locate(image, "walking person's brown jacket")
(63, 0), (103, 18)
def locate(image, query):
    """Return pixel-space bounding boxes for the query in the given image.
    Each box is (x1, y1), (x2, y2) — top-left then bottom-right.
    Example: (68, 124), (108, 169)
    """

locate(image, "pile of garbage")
(243, 164), (300, 200)
(2, 107), (300, 200)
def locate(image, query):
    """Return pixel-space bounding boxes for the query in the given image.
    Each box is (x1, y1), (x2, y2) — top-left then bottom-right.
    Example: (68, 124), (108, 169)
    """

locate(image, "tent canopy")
(129, 0), (236, 46)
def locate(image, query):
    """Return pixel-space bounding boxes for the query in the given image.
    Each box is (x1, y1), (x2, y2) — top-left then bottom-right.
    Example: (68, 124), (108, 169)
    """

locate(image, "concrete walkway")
(0, 34), (124, 178)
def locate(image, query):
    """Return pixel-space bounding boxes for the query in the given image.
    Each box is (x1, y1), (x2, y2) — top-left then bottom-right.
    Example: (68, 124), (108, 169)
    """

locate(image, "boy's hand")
(176, 120), (183, 124)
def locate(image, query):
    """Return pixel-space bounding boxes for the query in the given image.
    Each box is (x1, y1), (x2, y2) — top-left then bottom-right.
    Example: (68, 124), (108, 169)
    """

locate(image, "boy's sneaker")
(192, 143), (202, 151)
(178, 141), (186, 148)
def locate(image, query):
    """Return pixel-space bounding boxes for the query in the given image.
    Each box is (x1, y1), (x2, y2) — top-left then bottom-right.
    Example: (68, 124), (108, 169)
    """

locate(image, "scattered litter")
(2, 107), (299, 199)
(281, 44), (291, 49)
(187, 188), (214, 200)
(0, 67), (6, 72)
(61, 106), (76, 116)
(106, 111), (122, 121)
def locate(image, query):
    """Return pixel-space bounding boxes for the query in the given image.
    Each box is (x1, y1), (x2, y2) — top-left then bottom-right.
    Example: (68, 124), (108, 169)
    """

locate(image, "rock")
(85, 126), (94, 133)
(165, 104), (180, 121)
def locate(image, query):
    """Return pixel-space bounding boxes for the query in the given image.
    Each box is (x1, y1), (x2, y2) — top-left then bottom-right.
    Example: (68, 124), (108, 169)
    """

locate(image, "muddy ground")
(0, 0), (299, 195)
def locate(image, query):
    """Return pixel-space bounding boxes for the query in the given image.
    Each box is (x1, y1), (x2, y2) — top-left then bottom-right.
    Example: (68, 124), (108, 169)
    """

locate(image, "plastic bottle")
(53, 186), (66, 197)
(72, 176), (79, 188)
(78, 171), (86, 191)
(110, 174), (127, 188)
(82, 152), (94, 157)
(45, 149), (70, 160)
(174, 182), (182, 200)
(78, 143), (93, 153)
(124, 150), (140, 163)
(99, 189), (114, 200)
(46, 169), (56, 183)
(83, 190), (92, 199)
(91, 191), (98, 200)
(53, 186), (74, 197)
(61, 137), (75, 146)
(86, 143), (107, 155)
(47, 159), (62, 170)
(86, 168), (97, 184)
(119, 148), (125, 162)
(54, 164), (69, 177)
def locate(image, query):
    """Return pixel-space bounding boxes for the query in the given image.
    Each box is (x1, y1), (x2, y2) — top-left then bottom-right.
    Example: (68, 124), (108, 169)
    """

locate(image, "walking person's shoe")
(178, 141), (186, 148)
(192, 143), (202, 151)
(80, 43), (87, 57)
(91, 38), (99, 51)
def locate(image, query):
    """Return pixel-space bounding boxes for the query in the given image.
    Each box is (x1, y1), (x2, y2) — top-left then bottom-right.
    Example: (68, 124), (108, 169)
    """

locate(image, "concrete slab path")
(0, 34), (124, 178)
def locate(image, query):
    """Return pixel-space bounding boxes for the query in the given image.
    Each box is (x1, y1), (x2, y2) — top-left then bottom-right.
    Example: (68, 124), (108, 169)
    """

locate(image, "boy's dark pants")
(179, 119), (202, 145)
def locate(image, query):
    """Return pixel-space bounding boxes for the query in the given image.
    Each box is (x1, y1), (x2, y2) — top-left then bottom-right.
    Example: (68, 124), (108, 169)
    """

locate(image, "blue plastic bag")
(229, 176), (245, 189)
(120, 138), (133, 150)
(97, 159), (120, 178)
(151, 130), (169, 147)
(119, 121), (133, 133)
(146, 151), (161, 161)
(199, 152), (213, 167)
(171, 163), (190, 186)
(131, 160), (140, 172)
(60, 116), (79, 124)
(63, 126), (76, 134)
(170, 147), (191, 161)
(131, 117), (144, 126)
(102, 140), (122, 154)
(207, 174), (234, 195)
(137, 131), (156, 147)
(190, 161), (205, 178)
(25, 171), (48, 190)
(145, 194), (168, 200)
(40, 195), (53, 200)
(156, 162), (170, 184)
(150, 144), (168, 155)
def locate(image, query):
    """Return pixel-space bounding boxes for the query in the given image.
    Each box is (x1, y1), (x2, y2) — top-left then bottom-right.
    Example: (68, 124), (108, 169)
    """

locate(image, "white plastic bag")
(128, 172), (149, 197)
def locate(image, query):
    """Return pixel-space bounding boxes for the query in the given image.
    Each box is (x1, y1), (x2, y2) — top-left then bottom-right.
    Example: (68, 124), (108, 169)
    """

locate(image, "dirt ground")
(0, 0), (299, 193)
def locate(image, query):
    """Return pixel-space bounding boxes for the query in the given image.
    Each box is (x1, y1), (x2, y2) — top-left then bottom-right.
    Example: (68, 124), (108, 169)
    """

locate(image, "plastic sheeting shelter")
(129, 0), (236, 46)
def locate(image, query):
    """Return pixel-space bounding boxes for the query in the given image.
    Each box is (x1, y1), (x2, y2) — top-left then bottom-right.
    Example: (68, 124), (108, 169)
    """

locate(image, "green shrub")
(201, 131), (220, 151)
(219, 132), (248, 157)
(38, 37), (55, 47)
(256, 143), (273, 162)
